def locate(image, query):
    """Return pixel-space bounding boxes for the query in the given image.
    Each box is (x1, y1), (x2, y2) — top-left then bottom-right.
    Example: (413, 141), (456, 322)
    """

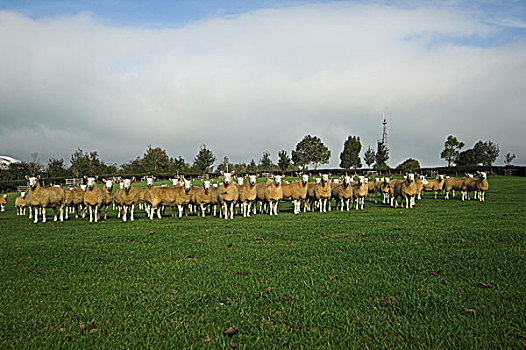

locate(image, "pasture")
(0, 176), (524, 348)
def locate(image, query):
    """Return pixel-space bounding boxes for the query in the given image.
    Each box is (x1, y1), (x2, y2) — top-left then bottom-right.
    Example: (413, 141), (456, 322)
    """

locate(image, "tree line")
(0, 134), (515, 182)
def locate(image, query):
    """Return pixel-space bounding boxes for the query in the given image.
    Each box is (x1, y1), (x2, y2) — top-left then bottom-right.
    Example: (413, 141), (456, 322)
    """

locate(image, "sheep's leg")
(130, 204), (135, 221)
(94, 207), (99, 222)
(33, 207), (39, 223)
(123, 206), (128, 222)
(104, 205), (108, 220)
(65, 206), (69, 220)
(158, 205), (163, 219)
(230, 202), (234, 219)
(59, 205), (64, 221)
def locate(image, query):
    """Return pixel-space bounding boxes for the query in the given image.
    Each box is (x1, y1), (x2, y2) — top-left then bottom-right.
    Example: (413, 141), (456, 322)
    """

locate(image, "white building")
(0, 156), (22, 170)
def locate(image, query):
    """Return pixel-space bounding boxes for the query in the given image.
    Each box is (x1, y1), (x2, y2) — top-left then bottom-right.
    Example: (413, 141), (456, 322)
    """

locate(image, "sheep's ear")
(84, 176), (88, 180)
(130, 177), (135, 182)
(119, 177), (123, 182)
(25, 175), (30, 180)
(95, 176), (99, 180)
(230, 170), (235, 175)
(220, 171), (224, 176)
(102, 178), (107, 183)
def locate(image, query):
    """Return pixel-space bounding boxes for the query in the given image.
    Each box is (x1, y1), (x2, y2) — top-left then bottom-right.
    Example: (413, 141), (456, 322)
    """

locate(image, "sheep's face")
(249, 175), (257, 186)
(236, 177), (244, 186)
(146, 177), (155, 188)
(315, 177), (321, 184)
(118, 182), (124, 189)
(3, 194), (8, 199)
(385, 177), (391, 183)
(407, 174), (415, 182)
(375, 177), (380, 182)
(332, 178), (340, 184)
(364, 177), (369, 184)
(273, 175), (283, 186)
(80, 185), (87, 192)
(422, 178), (429, 185)
(184, 179), (192, 192)
(21, 191), (26, 198)
(27, 176), (38, 189)
(170, 178), (180, 187)
(358, 176), (365, 184)
(203, 181), (211, 192)
(321, 174), (329, 184)
(301, 174), (309, 185)
(86, 177), (97, 190)
(122, 179), (132, 191)
(223, 173), (232, 185)
(439, 175), (445, 180)
(343, 176), (352, 186)
(213, 183), (219, 188)
(466, 173), (474, 178)
(104, 179), (113, 191)
(480, 172), (488, 180)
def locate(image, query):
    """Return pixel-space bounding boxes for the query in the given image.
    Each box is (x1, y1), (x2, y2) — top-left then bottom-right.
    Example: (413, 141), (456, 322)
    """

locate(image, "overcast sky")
(0, 0), (525, 168)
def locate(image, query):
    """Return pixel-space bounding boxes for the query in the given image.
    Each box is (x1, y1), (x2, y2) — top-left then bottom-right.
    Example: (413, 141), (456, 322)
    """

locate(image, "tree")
(28, 152), (42, 176)
(473, 140), (499, 166)
(171, 156), (188, 173)
(216, 156), (234, 173)
(339, 135), (362, 169)
(143, 145), (169, 173)
(193, 144), (216, 173)
(395, 158), (421, 172)
(504, 152), (516, 166)
(373, 142), (389, 170)
(441, 135), (465, 167)
(456, 148), (479, 166)
(277, 150), (292, 172)
(70, 148), (90, 177)
(46, 158), (68, 178)
(363, 146), (375, 169)
(259, 152), (275, 172)
(247, 159), (257, 173)
(291, 135), (331, 170)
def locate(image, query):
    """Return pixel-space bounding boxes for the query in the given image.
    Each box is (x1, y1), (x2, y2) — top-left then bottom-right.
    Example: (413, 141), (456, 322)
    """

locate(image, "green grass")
(0, 176), (525, 348)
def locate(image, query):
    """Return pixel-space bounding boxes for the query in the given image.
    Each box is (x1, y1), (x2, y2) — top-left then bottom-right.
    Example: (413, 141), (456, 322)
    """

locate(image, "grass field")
(0, 176), (525, 348)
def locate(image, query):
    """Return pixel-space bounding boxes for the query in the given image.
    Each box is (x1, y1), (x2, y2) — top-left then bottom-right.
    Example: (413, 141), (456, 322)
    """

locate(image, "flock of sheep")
(5, 171), (489, 223)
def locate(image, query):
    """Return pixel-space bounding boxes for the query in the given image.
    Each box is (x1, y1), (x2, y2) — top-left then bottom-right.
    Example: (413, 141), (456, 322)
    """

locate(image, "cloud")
(0, 2), (525, 168)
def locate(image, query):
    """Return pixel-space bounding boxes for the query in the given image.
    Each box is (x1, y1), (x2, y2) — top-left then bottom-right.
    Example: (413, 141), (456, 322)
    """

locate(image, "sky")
(0, 0), (525, 169)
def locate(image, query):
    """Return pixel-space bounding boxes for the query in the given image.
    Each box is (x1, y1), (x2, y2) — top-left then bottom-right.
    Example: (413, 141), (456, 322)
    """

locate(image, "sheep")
(367, 178), (379, 202)
(379, 177), (391, 204)
(192, 180), (214, 217)
(281, 174), (309, 214)
(331, 175), (353, 211)
(414, 175), (429, 202)
(237, 175), (258, 217)
(263, 175), (283, 216)
(83, 176), (104, 223)
(15, 192), (27, 215)
(422, 175), (446, 199)
(68, 187), (86, 219)
(352, 176), (368, 210)
(0, 194), (6, 212)
(444, 174), (473, 199)
(316, 174), (332, 212)
(144, 176), (192, 219)
(96, 178), (113, 220)
(391, 174), (418, 208)
(119, 177), (140, 221)
(25, 175), (65, 223)
(217, 171), (239, 219)
(255, 180), (271, 214)
(113, 182), (125, 218)
(462, 171), (489, 201)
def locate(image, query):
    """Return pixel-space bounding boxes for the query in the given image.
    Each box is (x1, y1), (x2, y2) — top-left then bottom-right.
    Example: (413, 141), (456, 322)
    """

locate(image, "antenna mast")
(381, 112), (388, 145)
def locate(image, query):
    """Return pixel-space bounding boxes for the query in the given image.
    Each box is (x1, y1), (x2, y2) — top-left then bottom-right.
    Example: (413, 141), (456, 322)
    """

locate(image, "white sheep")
(263, 175), (283, 216)
(217, 171), (239, 219)
(25, 175), (65, 223)
(281, 174), (309, 214)
(15, 192), (27, 215)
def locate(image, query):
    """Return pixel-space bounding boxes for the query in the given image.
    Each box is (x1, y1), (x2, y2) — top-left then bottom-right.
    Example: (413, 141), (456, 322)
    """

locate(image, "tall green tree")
(46, 158), (69, 178)
(193, 144), (216, 174)
(339, 135), (362, 169)
(70, 148), (90, 177)
(373, 142), (389, 170)
(143, 145), (169, 173)
(363, 146), (376, 169)
(277, 150), (292, 172)
(292, 135), (331, 170)
(247, 159), (258, 173)
(473, 140), (499, 166)
(441, 135), (465, 167)
(456, 148), (479, 166)
(259, 152), (275, 172)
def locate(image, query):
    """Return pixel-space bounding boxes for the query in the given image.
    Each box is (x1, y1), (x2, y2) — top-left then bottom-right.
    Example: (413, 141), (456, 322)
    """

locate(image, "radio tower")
(381, 112), (388, 145)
